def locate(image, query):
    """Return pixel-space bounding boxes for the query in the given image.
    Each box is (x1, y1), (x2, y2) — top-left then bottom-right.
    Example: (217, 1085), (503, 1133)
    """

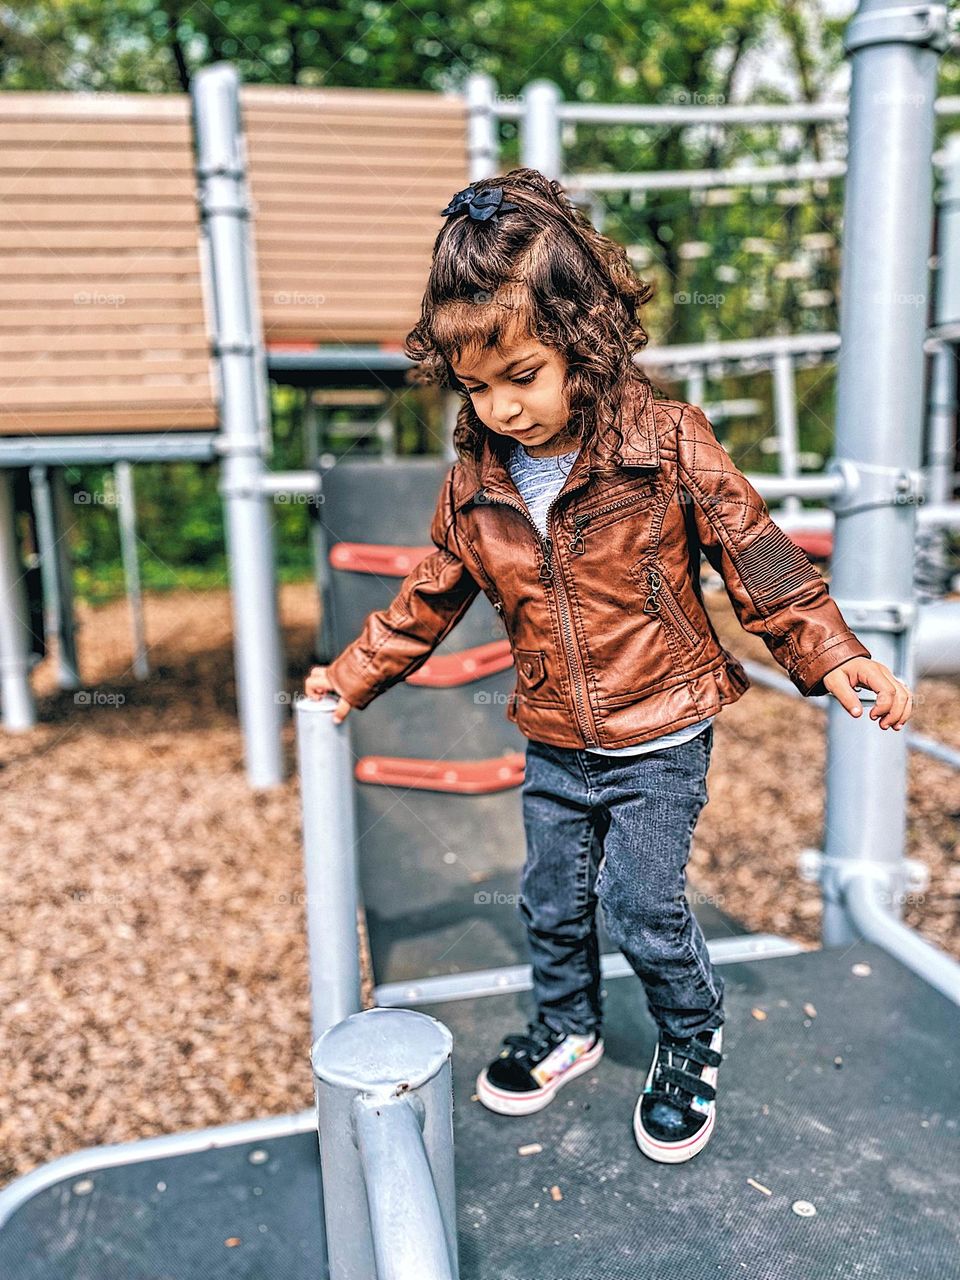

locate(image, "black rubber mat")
(0, 1127), (325, 1280)
(3, 941), (955, 1279)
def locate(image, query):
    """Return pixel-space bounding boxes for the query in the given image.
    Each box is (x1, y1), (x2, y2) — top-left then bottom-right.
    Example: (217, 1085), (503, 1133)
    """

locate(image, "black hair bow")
(440, 185), (519, 221)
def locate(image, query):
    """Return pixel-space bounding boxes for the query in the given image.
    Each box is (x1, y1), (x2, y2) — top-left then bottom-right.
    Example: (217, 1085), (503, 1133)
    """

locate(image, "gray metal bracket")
(798, 847), (930, 909)
(844, 3), (951, 55)
(827, 457), (926, 515)
(828, 598), (918, 633)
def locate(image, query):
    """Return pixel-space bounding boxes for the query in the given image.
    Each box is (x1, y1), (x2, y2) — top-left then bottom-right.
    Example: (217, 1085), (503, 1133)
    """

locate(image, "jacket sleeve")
(324, 465), (482, 710)
(676, 403), (871, 697)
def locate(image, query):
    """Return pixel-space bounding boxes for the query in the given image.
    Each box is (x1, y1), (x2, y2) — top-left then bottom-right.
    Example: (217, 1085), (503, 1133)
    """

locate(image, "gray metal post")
(921, 132), (960, 594)
(772, 350), (802, 519)
(0, 470), (35, 730)
(311, 1007), (458, 1280)
(466, 72), (500, 180)
(685, 367), (706, 411)
(193, 62), (286, 789)
(295, 695), (362, 1038)
(822, 0), (950, 946)
(28, 465), (80, 690)
(304, 396), (336, 661)
(114, 462), (149, 680)
(521, 79), (562, 179)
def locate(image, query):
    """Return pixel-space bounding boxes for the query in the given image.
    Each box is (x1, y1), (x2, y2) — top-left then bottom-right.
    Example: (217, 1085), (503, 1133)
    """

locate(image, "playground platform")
(2, 938), (956, 1279)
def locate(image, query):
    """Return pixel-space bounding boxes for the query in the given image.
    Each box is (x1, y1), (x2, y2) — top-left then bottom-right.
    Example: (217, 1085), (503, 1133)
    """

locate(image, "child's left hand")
(822, 658), (913, 730)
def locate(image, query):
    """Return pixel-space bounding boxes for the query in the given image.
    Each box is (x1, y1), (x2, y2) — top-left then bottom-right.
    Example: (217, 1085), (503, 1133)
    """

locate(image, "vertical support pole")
(305, 395), (337, 662)
(29, 465), (80, 689)
(772, 350), (802, 519)
(521, 79), (562, 179)
(921, 132), (960, 595)
(114, 462), (149, 680)
(0, 470), (35, 730)
(193, 62), (286, 790)
(311, 1008), (458, 1280)
(822, 0), (950, 945)
(465, 72), (500, 181)
(685, 366), (706, 411)
(295, 695), (362, 1039)
(50, 469), (80, 689)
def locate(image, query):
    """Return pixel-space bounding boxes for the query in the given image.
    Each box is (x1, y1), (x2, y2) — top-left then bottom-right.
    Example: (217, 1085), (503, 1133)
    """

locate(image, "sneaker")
(633, 1025), (723, 1163)
(476, 1019), (604, 1116)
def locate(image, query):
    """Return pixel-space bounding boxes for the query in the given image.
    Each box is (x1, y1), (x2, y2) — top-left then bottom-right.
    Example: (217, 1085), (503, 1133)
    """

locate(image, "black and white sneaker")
(633, 1025), (723, 1163)
(476, 1019), (604, 1116)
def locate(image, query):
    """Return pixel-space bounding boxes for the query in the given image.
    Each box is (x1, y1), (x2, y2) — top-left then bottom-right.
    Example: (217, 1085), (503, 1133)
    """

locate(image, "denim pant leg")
(518, 739), (604, 1037)
(590, 723), (725, 1040)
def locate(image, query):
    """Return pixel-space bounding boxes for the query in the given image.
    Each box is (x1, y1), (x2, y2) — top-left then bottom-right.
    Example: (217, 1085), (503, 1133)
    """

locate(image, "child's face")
(451, 336), (575, 455)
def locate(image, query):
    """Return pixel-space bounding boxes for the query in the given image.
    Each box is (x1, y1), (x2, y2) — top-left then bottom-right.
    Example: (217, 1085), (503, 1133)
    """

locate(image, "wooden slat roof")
(0, 92), (218, 436)
(241, 85), (469, 346)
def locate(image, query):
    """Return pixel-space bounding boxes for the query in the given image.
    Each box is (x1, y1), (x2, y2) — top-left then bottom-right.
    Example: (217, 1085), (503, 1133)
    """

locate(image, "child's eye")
(463, 370), (537, 394)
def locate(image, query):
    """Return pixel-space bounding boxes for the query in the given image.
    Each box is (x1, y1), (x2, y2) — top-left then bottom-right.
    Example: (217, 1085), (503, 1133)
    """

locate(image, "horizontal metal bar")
(373, 934), (808, 1009)
(0, 1108), (317, 1230)
(258, 470), (322, 495)
(0, 434), (220, 467)
(569, 160), (846, 193)
(843, 870), (960, 1007)
(498, 95), (960, 127)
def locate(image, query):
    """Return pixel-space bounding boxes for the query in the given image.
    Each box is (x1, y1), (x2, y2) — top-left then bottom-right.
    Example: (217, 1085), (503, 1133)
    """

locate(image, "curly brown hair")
(404, 167), (659, 475)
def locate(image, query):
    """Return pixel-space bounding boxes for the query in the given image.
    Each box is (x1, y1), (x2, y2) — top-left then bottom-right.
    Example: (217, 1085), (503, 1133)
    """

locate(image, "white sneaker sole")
(633, 1026), (722, 1163)
(633, 1096), (716, 1163)
(476, 1037), (605, 1116)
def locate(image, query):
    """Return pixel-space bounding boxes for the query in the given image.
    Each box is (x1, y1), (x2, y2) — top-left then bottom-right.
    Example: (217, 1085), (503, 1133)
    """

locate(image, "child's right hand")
(303, 665), (353, 724)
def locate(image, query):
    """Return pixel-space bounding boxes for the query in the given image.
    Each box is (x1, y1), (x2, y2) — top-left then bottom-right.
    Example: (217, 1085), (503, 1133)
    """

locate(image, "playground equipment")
(1, 1), (960, 1273)
(1, 41), (959, 787)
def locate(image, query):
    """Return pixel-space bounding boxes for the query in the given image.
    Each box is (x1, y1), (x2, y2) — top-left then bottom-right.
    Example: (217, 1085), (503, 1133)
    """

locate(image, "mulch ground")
(1, 581), (957, 1186)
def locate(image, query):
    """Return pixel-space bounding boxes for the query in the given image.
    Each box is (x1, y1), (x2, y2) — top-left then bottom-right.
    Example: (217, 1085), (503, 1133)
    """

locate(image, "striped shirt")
(507, 440), (714, 757)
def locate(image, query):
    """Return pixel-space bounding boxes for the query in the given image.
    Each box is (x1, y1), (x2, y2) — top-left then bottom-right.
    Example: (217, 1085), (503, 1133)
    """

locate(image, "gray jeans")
(518, 722), (725, 1041)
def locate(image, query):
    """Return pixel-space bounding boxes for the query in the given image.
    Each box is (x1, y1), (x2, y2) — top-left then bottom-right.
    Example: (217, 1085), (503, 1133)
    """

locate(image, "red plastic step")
(355, 752), (525, 794)
(408, 639), (513, 687)
(329, 542), (434, 575)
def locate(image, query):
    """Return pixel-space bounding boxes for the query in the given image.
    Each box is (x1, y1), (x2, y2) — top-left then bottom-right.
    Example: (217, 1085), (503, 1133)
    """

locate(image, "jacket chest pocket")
(514, 648), (547, 690)
(628, 556), (701, 648)
(568, 481), (658, 551)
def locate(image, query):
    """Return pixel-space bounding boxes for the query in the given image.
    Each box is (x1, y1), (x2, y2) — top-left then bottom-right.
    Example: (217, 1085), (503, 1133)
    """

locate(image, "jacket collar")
(453, 375), (660, 511)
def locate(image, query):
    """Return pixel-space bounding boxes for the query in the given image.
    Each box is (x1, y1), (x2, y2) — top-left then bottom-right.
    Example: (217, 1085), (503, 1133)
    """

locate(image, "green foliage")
(5, 1), (957, 599)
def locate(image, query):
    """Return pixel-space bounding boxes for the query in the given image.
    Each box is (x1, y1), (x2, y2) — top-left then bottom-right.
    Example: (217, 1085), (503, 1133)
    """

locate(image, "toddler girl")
(305, 169), (913, 1163)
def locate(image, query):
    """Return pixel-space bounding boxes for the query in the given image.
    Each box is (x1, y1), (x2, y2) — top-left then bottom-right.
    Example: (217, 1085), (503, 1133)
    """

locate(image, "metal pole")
(0, 470), (35, 730)
(50, 470), (80, 689)
(295, 694), (362, 1038)
(304, 396), (336, 661)
(29, 465), (80, 689)
(521, 79), (562, 179)
(685, 367), (706, 411)
(193, 62), (286, 790)
(311, 1007), (458, 1280)
(466, 72), (500, 181)
(921, 132), (960, 594)
(772, 350), (802, 519)
(822, 0), (950, 946)
(114, 462), (149, 680)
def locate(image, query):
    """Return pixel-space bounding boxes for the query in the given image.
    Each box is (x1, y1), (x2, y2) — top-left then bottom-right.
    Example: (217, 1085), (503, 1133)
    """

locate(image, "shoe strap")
(656, 1063), (717, 1102)
(662, 1037), (721, 1069)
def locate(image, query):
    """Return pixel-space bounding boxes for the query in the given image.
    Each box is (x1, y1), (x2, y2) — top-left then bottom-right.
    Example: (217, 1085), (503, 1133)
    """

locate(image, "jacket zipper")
(642, 565), (699, 646)
(568, 488), (655, 555)
(476, 486), (599, 747)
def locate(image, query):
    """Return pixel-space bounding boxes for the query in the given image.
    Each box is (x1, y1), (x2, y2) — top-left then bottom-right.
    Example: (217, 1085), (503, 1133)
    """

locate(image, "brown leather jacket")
(325, 383), (871, 749)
